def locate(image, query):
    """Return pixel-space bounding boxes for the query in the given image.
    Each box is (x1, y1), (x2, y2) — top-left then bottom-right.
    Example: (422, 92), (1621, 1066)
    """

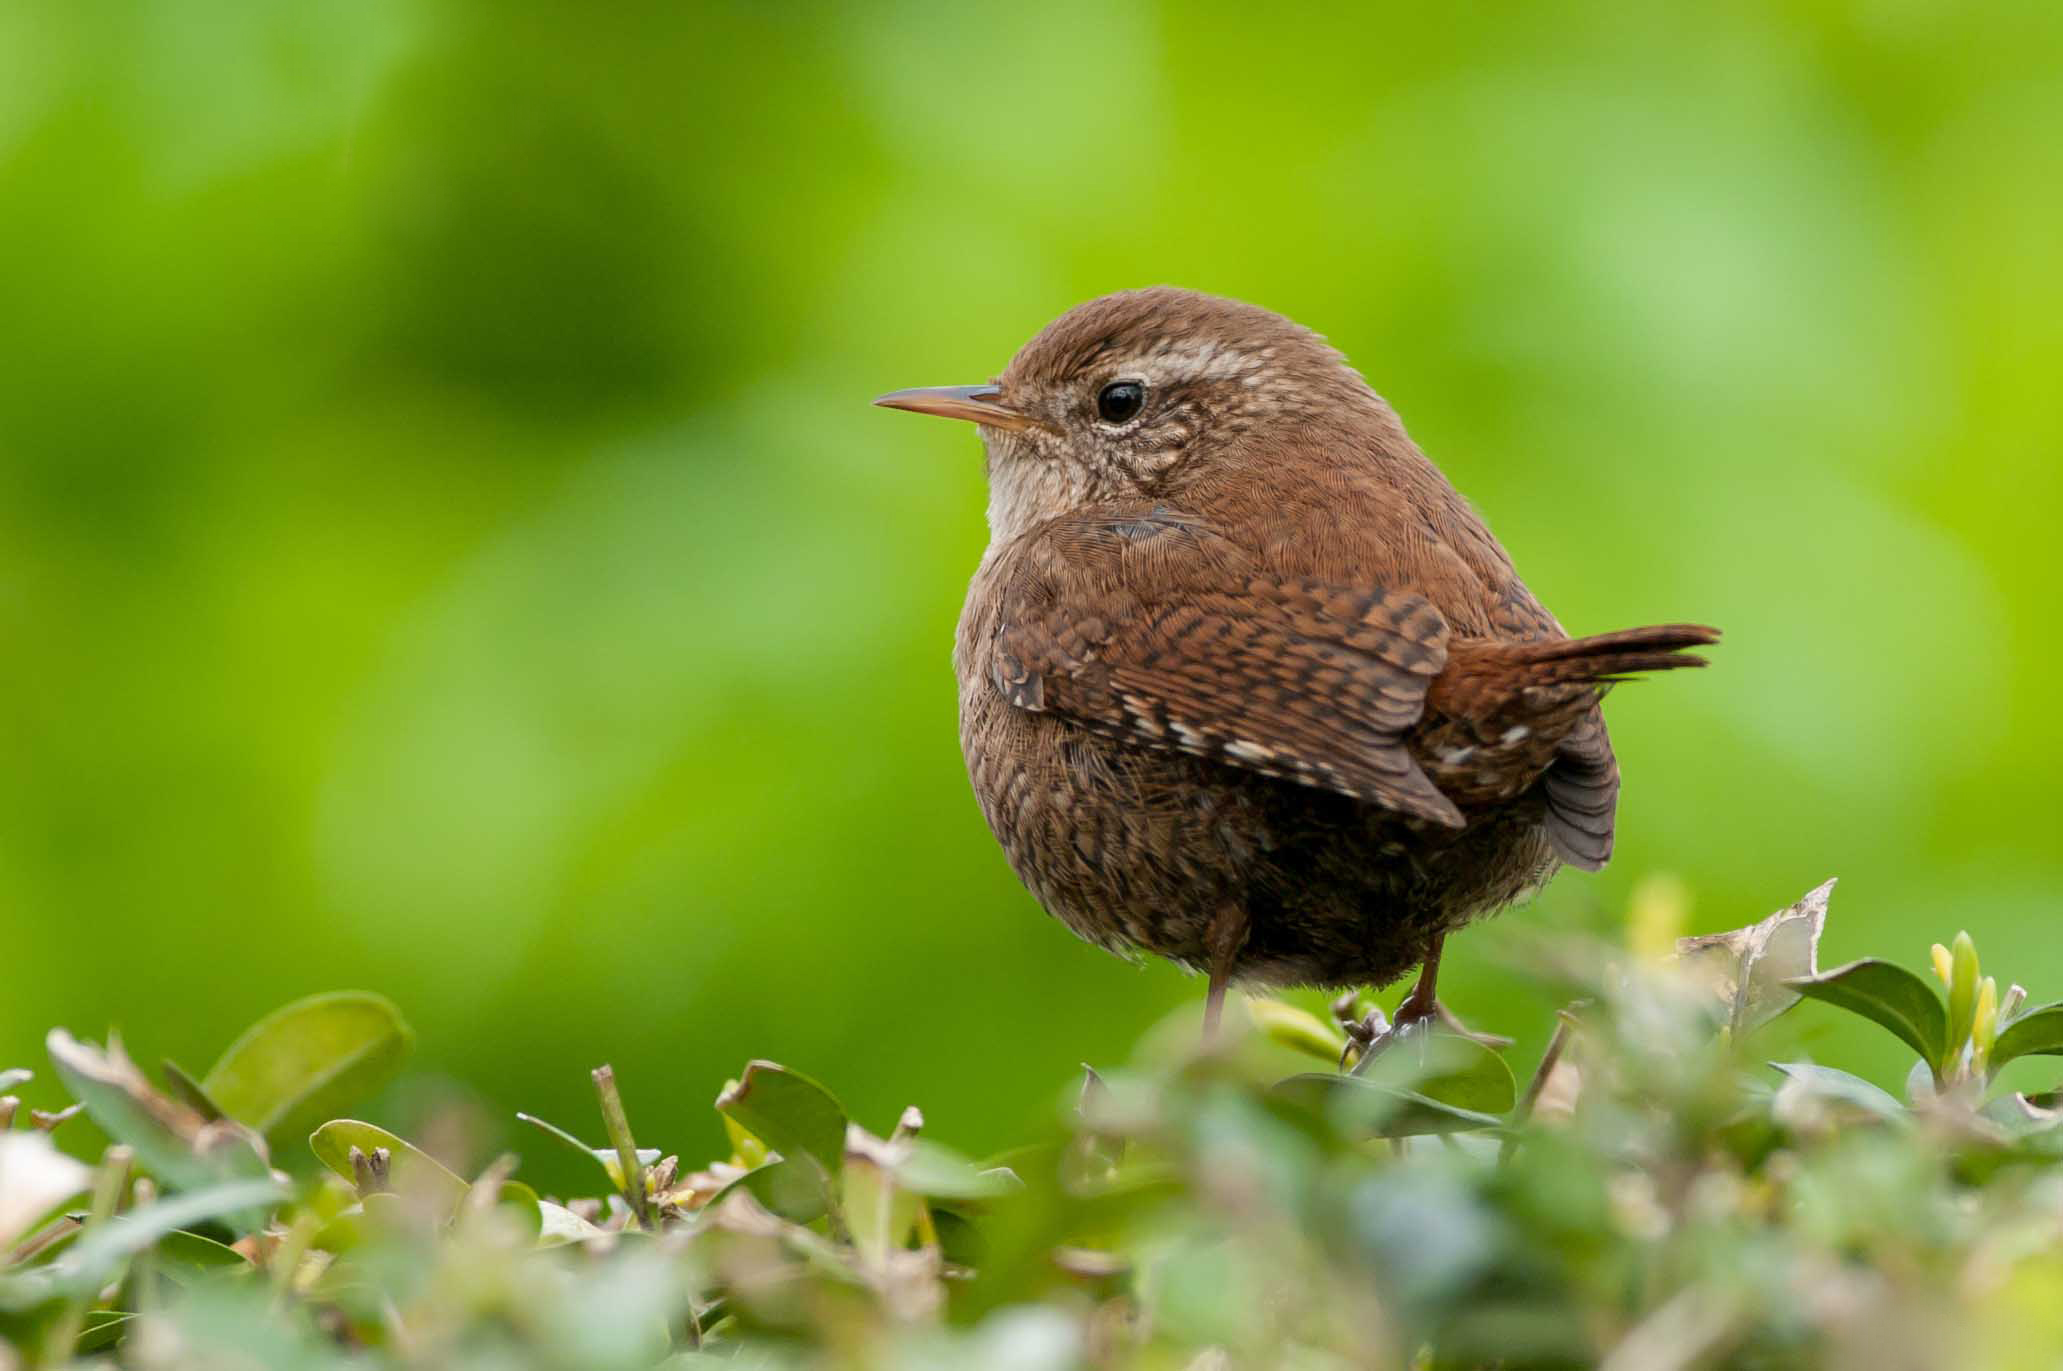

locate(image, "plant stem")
(1501, 1010), (1578, 1162)
(45, 1144), (131, 1363)
(592, 1065), (650, 1228)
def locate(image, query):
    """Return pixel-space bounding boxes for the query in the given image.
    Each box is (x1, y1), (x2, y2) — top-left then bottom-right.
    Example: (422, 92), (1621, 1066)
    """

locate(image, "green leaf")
(158, 1060), (225, 1122)
(714, 1061), (847, 1182)
(705, 1158), (828, 1224)
(1770, 1062), (1907, 1123)
(45, 1031), (274, 1235)
(1272, 1073), (1506, 1138)
(55, 1179), (285, 1294)
(149, 1227), (255, 1286)
(202, 992), (413, 1147)
(1246, 998), (1349, 1062)
(842, 1142), (920, 1262)
(513, 1112), (659, 1190)
(889, 1140), (1022, 1201)
(75, 1309), (135, 1354)
(1947, 932), (1980, 1059)
(308, 1120), (469, 1218)
(472, 1176), (543, 1242)
(1788, 959), (1949, 1070)
(1355, 1032), (1517, 1116)
(1988, 1003), (2063, 1074)
(537, 1199), (608, 1247)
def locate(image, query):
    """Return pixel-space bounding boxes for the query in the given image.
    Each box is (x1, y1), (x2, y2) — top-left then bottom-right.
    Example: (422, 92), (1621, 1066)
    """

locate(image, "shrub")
(8, 881), (2063, 1369)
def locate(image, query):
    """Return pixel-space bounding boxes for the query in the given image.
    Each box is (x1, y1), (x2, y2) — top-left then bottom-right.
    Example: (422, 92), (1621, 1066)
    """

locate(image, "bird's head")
(876, 287), (1395, 543)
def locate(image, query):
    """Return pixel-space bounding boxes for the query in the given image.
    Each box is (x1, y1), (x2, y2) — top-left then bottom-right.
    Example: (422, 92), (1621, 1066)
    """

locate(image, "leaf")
(514, 1112), (659, 1190)
(1678, 879), (1833, 1036)
(842, 1138), (921, 1263)
(76, 1309), (135, 1354)
(1246, 998), (1349, 1062)
(158, 1060), (225, 1123)
(202, 992), (413, 1146)
(149, 1227), (255, 1286)
(714, 1061), (847, 1183)
(888, 1140), (1022, 1201)
(45, 1030), (274, 1234)
(0, 1132), (94, 1248)
(1769, 1062), (1907, 1124)
(706, 1157), (828, 1224)
(472, 1177), (543, 1242)
(1355, 1031), (1518, 1116)
(308, 1120), (469, 1218)
(1787, 959), (1949, 1070)
(1272, 1074), (1506, 1139)
(1988, 1002), (2063, 1074)
(54, 1179), (285, 1294)
(537, 1199), (609, 1247)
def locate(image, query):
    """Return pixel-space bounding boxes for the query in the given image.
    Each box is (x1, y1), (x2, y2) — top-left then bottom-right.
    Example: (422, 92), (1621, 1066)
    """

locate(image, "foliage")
(12, 886), (2063, 1368)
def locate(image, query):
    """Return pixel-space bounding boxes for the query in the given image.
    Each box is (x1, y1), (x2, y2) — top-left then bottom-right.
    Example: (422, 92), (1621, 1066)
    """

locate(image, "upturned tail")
(1482, 623), (1720, 686)
(1428, 623), (1720, 719)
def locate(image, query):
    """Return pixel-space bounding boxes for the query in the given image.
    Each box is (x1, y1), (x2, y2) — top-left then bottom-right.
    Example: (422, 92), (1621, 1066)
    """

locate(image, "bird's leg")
(1392, 934), (1445, 1032)
(1348, 935), (1510, 1072)
(1200, 903), (1248, 1042)
(1346, 936), (1444, 1074)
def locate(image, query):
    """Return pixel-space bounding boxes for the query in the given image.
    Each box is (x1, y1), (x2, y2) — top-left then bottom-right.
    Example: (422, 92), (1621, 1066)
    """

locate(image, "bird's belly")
(959, 698), (1559, 991)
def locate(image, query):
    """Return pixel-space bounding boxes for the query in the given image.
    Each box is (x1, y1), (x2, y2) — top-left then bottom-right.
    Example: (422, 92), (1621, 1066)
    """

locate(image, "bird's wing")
(1540, 713), (1619, 871)
(990, 508), (1464, 827)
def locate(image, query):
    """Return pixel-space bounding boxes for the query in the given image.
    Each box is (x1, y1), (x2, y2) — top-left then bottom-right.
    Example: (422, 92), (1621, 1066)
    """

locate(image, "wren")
(877, 287), (1717, 1037)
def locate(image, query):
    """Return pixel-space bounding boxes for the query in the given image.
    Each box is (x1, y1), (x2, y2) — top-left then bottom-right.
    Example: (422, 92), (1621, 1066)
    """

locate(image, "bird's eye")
(1096, 380), (1145, 424)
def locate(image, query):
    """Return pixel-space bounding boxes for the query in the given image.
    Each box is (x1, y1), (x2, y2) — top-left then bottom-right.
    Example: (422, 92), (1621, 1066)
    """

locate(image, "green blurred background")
(5, 1), (2060, 1184)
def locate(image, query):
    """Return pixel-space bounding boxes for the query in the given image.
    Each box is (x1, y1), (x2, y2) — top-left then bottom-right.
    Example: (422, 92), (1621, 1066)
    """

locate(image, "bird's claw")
(1346, 996), (1508, 1074)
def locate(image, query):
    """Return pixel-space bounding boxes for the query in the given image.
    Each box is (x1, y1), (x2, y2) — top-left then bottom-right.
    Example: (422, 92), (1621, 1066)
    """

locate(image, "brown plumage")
(877, 287), (1717, 1034)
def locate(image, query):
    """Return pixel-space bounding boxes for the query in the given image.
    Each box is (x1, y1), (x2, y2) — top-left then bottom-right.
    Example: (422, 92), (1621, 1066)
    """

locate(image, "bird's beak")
(872, 384), (1048, 433)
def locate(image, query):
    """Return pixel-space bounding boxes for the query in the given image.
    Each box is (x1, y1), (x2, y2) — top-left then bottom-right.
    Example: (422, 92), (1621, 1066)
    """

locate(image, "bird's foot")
(1342, 996), (1510, 1074)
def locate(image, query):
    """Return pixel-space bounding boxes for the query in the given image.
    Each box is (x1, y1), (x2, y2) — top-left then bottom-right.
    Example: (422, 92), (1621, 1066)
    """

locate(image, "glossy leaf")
(1788, 959), (1949, 1069)
(1988, 1003), (2063, 1074)
(308, 1120), (468, 1218)
(714, 1061), (847, 1182)
(202, 992), (413, 1146)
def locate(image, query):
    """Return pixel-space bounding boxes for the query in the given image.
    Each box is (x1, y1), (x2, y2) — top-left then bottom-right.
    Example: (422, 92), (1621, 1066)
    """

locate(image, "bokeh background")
(5, 2), (2060, 1185)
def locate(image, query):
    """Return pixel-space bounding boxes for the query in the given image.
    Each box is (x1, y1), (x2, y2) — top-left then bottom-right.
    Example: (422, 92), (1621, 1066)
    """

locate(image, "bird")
(875, 287), (1717, 1042)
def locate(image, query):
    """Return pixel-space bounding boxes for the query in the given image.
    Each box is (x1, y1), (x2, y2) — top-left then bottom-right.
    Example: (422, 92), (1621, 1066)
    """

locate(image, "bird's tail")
(1428, 623), (1720, 718)
(1490, 623), (1721, 686)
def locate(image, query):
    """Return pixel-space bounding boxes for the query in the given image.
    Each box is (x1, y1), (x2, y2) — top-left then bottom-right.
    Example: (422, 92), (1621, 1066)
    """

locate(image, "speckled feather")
(940, 288), (1716, 990)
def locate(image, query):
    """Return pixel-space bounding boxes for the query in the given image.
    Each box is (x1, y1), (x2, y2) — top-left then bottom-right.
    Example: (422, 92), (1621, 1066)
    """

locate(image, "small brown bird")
(877, 288), (1716, 1040)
